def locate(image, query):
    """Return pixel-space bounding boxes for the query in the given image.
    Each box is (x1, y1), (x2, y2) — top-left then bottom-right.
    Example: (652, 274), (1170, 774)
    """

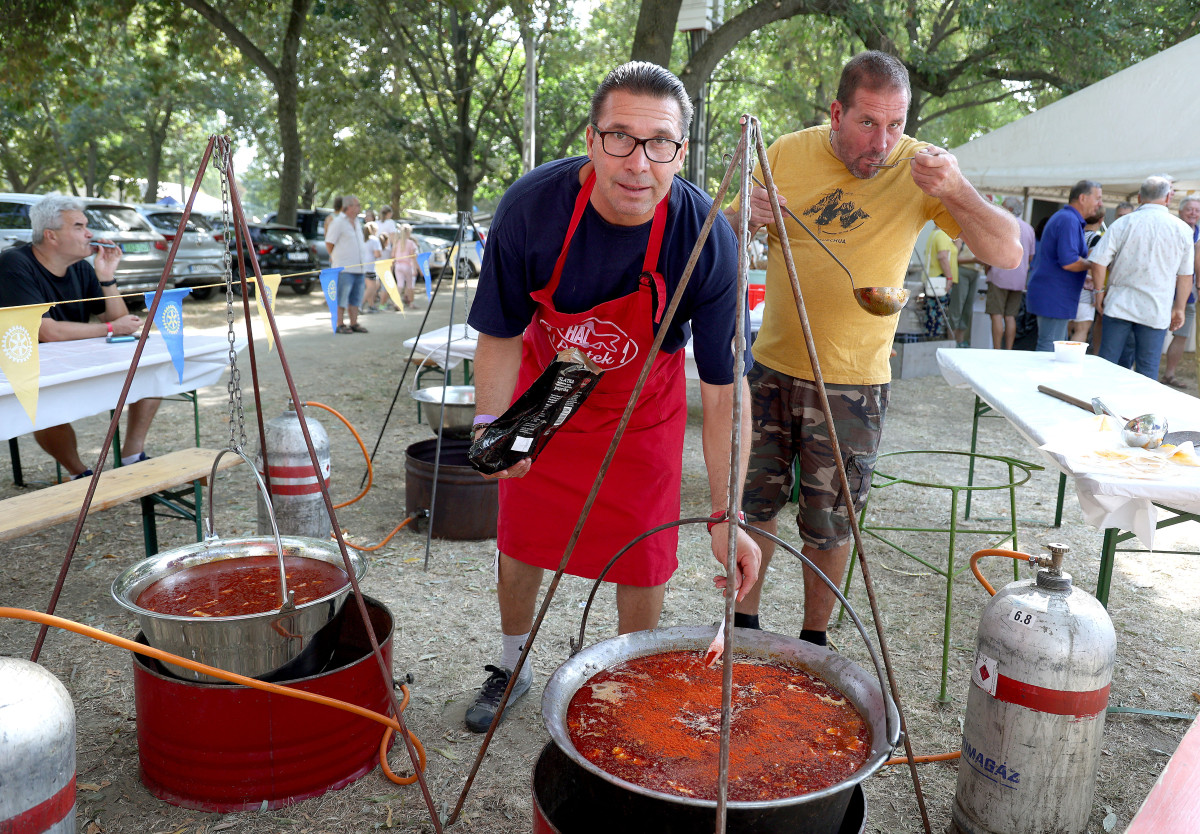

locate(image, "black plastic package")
(468, 348), (603, 475)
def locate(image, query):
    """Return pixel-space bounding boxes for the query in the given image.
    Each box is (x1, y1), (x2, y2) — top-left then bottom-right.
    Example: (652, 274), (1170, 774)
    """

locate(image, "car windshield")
(85, 206), (152, 233)
(258, 228), (306, 248)
(145, 212), (203, 234)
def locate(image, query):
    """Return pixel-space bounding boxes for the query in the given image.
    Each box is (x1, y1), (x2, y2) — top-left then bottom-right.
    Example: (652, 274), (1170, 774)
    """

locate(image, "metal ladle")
(750, 174), (909, 316)
(1091, 397), (1169, 449)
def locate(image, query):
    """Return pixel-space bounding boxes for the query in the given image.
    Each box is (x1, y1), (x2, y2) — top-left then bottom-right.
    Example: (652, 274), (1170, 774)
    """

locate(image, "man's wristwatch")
(99, 280), (117, 287)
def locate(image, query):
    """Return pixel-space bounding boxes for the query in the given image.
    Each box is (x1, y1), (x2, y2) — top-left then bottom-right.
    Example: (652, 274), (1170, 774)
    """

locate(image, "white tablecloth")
(402, 324), (478, 373)
(937, 348), (1200, 548)
(0, 332), (241, 440)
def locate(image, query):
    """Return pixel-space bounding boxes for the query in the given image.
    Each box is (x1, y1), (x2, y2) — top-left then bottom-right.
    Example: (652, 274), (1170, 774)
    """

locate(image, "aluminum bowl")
(411, 385), (476, 435)
(542, 626), (899, 831)
(112, 535), (366, 683)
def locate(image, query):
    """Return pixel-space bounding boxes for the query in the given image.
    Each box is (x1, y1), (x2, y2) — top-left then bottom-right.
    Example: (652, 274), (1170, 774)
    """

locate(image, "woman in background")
(392, 223), (419, 308)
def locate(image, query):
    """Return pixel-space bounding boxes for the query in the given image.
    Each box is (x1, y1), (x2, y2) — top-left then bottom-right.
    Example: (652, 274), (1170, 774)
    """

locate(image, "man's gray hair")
(1001, 196), (1023, 216)
(342, 194), (359, 211)
(836, 51), (911, 108)
(589, 62), (693, 139)
(1069, 180), (1102, 203)
(1140, 176), (1173, 202)
(31, 195), (86, 244)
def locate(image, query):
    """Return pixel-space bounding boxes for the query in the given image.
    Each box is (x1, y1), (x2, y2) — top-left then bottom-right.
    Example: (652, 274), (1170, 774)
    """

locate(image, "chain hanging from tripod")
(214, 136), (248, 453)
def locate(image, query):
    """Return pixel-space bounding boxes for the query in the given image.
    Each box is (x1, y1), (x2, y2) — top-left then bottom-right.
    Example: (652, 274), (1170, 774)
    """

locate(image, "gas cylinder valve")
(1029, 542), (1070, 576)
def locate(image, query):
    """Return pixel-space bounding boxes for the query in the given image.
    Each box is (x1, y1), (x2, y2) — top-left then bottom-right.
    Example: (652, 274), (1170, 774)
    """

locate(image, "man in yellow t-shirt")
(723, 51), (1021, 647)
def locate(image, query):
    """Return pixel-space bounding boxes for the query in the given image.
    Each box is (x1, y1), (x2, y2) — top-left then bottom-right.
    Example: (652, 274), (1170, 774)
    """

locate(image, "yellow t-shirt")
(736, 126), (961, 385)
(926, 228), (958, 282)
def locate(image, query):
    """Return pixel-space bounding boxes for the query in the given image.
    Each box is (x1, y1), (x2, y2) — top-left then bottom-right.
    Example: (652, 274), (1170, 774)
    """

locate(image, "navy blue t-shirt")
(0, 243), (105, 323)
(468, 157), (748, 385)
(1025, 205), (1088, 319)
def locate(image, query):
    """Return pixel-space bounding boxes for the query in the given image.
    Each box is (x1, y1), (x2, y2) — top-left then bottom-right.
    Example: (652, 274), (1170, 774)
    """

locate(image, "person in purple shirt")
(1024, 180), (1103, 350)
(985, 196), (1036, 349)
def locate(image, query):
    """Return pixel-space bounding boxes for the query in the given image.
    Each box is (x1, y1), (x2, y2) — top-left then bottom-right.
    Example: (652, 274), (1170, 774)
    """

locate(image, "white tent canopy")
(951, 35), (1200, 203)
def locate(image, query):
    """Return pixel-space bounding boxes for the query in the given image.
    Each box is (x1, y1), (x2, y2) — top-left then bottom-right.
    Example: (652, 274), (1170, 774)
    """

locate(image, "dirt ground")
(1, 284), (1197, 834)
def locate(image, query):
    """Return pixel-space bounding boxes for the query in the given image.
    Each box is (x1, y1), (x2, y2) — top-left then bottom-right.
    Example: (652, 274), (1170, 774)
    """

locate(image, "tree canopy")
(1, 0), (1195, 218)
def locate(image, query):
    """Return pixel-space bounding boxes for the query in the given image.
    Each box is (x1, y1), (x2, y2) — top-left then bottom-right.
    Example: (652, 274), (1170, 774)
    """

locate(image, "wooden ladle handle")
(1036, 385), (1095, 414)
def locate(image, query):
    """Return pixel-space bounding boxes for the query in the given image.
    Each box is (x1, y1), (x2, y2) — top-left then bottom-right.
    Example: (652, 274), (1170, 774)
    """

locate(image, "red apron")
(497, 171), (687, 586)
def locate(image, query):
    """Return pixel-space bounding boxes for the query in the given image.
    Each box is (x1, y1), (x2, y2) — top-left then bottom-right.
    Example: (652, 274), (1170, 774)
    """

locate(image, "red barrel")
(133, 596), (395, 811)
(748, 284), (766, 310)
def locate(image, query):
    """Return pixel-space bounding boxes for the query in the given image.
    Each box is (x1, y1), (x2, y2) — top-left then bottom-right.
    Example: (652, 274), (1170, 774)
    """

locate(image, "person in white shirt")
(1160, 195), (1199, 387)
(325, 194), (372, 333)
(1089, 176), (1194, 379)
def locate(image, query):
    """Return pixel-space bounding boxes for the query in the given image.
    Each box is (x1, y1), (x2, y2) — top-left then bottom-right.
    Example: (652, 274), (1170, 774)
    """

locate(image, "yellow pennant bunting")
(375, 259), (402, 310)
(0, 303), (52, 427)
(253, 273), (283, 351)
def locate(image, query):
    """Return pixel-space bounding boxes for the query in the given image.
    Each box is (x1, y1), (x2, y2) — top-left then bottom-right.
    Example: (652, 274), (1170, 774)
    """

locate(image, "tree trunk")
(274, 71), (302, 226)
(143, 105), (173, 203)
(631, 0), (682, 66)
(451, 9), (476, 213)
(520, 12), (537, 174)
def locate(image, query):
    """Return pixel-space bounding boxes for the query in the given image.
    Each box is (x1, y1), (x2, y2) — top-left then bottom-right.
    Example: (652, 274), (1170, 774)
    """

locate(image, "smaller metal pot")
(112, 536), (366, 683)
(412, 385), (476, 436)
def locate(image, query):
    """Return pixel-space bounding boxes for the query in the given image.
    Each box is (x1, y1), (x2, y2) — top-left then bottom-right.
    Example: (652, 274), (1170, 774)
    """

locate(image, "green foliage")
(2, 0), (1196, 222)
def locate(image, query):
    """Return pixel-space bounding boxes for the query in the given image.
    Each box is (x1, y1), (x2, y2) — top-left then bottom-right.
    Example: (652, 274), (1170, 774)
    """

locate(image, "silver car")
(136, 205), (228, 300)
(79, 199), (173, 302)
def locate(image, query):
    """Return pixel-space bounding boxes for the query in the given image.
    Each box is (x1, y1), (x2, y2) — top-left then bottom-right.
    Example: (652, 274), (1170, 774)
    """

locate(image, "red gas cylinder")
(133, 596), (395, 811)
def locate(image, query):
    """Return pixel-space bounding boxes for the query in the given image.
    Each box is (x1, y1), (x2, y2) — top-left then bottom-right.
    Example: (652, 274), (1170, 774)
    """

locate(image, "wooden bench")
(1126, 712), (1200, 833)
(0, 448), (243, 557)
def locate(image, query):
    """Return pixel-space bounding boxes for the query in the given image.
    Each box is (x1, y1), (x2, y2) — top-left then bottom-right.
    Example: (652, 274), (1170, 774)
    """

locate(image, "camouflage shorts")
(741, 364), (889, 549)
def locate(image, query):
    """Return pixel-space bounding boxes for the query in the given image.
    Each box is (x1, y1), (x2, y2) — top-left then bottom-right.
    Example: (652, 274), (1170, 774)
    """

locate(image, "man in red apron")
(464, 62), (760, 732)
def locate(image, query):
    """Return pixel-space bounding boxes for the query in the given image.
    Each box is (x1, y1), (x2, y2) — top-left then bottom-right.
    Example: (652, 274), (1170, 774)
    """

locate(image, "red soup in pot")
(566, 650), (871, 801)
(135, 555), (350, 617)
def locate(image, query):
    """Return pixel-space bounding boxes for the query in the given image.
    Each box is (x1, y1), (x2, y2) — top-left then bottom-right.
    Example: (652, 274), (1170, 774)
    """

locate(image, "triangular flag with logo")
(416, 252), (432, 299)
(0, 303), (51, 428)
(143, 287), (192, 383)
(318, 268), (342, 332)
(374, 258), (401, 310)
(253, 274), (283, 350)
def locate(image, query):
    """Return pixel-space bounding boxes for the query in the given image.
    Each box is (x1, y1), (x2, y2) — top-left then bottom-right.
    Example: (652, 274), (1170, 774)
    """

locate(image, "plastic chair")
(839, 449), (1042, 703)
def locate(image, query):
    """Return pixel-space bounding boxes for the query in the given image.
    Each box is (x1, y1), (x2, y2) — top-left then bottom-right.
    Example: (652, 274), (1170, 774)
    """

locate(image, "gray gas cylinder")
(255, 401), (332, 538)
(952, 544), (1116, 834)
(0, 658), (76, 834)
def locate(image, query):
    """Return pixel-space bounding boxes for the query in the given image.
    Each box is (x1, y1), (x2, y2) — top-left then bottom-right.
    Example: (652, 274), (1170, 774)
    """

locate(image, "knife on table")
(1037, 385), (1200, 446)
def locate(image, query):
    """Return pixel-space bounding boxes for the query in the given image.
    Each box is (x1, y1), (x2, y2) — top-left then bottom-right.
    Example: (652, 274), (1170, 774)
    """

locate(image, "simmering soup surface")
(136, 555), (349, 617)
(566, 650), (870, 801)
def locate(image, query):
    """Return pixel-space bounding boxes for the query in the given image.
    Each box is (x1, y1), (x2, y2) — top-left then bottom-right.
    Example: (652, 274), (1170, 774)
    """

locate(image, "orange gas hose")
(0, 607), (426, 785)
(970, 548), (1033, 597)
(881, 548), (1036, 767)
(303, 401), (421, 552)
(302, 401), (371, 509)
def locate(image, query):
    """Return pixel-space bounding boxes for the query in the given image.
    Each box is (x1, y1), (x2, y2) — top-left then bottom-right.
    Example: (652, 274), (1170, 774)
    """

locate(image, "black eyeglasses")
(592, 127), (684, 163)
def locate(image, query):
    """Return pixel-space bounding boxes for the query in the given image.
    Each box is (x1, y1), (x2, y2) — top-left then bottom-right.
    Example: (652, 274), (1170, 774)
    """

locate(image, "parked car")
(407, 222), (486, 278)
(265, 208), (333, 270)
(0, 193), (35, 252)
(135, 205), (227, 300)
(229, 222), (319, 295)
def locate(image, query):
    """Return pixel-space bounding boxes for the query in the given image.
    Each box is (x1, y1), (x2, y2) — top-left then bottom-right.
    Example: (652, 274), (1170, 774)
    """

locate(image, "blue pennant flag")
(318, 267), (343, 332)
(416, 252), (432, 298)
(475, 240), (484, 266)
(142, 287), (192, 383)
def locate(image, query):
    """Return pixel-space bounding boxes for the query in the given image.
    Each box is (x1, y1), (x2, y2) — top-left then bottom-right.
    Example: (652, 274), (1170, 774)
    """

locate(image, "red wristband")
(106, 322), (113, 335)
(707, 510), (745, 533)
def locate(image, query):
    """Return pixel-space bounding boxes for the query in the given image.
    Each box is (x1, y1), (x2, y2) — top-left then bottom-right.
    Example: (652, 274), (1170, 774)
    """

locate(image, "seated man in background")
(0, 195), (157, 480)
